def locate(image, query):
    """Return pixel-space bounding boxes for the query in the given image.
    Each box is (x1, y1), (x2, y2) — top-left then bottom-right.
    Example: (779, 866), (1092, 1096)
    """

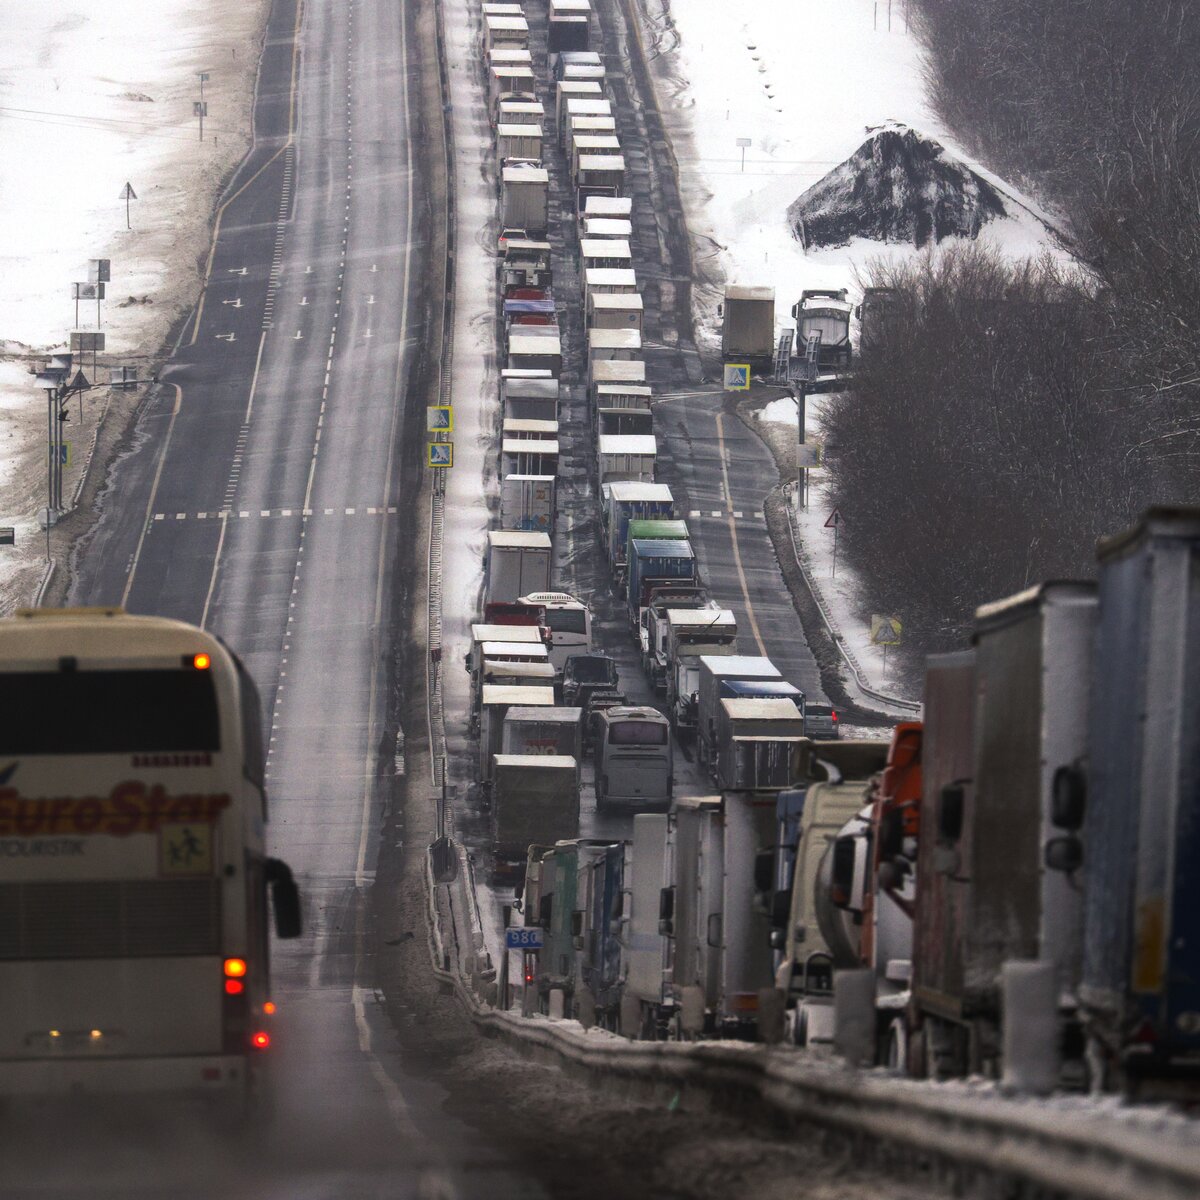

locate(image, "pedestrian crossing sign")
(870, 614), (902, 646)
(723, 363), (751, 391)
(427, 405), (453, 432)
(428, 442), (454, 468)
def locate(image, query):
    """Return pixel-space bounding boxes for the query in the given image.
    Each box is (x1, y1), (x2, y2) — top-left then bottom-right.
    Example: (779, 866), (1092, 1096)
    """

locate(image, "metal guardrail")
(778, 482), (920, 715)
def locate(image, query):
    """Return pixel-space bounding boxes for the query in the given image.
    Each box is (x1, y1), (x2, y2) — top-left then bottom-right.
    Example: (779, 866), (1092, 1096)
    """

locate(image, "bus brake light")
(224, 958), (248, 978)
(225, 979), (244, 996)
(251, 1031), (270, 1050)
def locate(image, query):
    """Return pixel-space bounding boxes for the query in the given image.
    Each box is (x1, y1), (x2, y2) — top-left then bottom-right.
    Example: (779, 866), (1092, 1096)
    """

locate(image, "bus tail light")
(251, 1031), (270, 1050)
(224, 958), (248, 978)
(263, 1001), (277, 1015)
(225, 979), (245, 996)
(193, 652), (212, 670)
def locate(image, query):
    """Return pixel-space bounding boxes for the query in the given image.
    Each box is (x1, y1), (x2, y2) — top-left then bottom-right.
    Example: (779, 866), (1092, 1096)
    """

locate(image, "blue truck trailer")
(1077, 507), (1200, 1090)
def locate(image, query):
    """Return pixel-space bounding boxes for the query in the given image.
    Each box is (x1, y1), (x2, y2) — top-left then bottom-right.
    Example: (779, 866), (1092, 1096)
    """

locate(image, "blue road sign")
(428, 442), (454, 468)
(505, 927), (544, 950)
(723, 363), (750, 391)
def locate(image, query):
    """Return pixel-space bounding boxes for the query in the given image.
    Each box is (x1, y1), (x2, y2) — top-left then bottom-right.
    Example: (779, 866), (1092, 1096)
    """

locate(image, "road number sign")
(723, 363), (750, 391)
(505, 927), (544, 949)
(427, 442), (454, 468)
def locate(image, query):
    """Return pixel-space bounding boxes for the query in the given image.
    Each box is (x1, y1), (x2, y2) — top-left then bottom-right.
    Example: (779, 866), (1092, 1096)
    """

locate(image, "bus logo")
(0, 782), (232, 837)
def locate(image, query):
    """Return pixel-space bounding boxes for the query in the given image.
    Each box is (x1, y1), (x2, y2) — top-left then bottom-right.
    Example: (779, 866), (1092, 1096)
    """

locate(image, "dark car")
(804, 702), (840, 739)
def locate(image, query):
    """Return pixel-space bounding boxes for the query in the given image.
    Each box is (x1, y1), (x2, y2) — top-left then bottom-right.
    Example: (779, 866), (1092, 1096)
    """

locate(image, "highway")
(450, 0), (825, 859)
(11, 0), (834, 1190)
(54, 0), (547, 1193)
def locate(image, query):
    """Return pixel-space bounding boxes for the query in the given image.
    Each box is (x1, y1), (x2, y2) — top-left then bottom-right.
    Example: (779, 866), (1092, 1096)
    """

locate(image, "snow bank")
(661, 0), (1066, 349)
(0, 0), (269, 610)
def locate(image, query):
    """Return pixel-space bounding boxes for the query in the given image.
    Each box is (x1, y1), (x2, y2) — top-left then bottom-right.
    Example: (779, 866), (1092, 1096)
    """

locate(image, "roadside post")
(825, 507), (841, 576)
(119, 182), (138, 230)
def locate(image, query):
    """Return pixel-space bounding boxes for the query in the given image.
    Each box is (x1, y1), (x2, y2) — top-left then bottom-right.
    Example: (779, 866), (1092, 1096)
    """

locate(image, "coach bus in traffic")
(0, 607), (300, 1103)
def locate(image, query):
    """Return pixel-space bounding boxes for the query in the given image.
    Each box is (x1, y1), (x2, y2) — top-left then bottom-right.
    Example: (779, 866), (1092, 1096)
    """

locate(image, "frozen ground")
(650, 0), (1069, 703)
(0, 0), (269, 610)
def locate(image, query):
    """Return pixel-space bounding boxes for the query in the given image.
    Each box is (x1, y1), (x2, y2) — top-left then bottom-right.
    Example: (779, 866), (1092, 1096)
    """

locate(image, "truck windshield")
(608, 721), (668, 746)
(0, 669), (221, 754)
(567, 657), (613, 682)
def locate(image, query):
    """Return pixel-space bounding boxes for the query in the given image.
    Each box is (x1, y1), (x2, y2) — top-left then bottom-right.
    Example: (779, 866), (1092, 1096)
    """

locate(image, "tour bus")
(518, 591), (592, 671)
(0, 608), (301, 1103)
(594, 706), (672, 810)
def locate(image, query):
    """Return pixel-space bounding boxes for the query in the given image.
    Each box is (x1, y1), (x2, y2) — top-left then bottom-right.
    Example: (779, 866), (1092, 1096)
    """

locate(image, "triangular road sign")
(68, 370), (91, 392)
(824, 508), (841, 529)
(119, 182), (138, 200)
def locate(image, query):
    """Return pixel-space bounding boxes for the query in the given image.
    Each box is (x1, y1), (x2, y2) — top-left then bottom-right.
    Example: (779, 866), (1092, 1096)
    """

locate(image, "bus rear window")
(0, 670), (220, 754)
(608, 721), (668, 746)
(547, 610), (587, 634)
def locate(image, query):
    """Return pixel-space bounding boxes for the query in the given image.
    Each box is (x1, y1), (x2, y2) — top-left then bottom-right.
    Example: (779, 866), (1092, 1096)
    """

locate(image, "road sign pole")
(831, 520), (838, 578)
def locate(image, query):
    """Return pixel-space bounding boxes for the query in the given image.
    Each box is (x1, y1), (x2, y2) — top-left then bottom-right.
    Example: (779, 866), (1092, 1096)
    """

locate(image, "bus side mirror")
(266, 858), (302, 939)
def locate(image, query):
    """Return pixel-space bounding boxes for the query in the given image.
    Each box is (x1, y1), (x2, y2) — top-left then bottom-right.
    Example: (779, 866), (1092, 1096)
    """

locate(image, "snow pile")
(787, 125), (1007, 250)
(0, 0), (268, 610)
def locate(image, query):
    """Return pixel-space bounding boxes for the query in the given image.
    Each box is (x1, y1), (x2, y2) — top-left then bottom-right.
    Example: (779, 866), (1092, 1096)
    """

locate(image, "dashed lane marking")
(150, 506), (399, 522)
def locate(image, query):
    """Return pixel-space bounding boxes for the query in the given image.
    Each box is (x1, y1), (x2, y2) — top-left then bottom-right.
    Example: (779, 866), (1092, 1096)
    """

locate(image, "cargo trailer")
(486, 529), (552, 604)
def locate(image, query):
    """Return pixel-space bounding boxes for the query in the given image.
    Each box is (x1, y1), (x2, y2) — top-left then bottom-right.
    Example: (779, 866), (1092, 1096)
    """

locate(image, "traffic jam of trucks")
(467, 0), (1200, 1101)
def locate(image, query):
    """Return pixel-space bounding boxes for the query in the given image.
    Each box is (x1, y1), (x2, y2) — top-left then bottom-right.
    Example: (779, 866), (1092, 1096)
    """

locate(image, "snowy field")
(0, 0), (268, 610)
(655, 0), (1068, 700)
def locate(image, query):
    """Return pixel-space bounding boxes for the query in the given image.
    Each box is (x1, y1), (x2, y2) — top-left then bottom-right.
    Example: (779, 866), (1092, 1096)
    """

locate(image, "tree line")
(823, 0), (1200, 671)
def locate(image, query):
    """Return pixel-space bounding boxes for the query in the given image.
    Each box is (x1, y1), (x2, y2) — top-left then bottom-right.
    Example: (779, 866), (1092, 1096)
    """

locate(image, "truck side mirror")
(769, 888), (791, 931)
(658, 885), (675, 937)
(265, 858), (302, 939)
(706, 912), (722, 949)
(878, 808), (904, 859)
(938, 780), (967, 842)
(1051, 764), (1087, 830)
(753, 848), (775, 895)
(828, 836), (857, 909)
(1045, 835), (1083, 873)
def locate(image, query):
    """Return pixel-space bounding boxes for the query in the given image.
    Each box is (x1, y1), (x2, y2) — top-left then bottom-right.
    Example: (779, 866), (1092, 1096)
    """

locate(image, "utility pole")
(795, 381), (810, 509)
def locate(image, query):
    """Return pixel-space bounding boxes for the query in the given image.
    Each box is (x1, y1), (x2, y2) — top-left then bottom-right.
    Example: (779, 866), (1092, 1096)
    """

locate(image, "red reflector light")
(224, 958), (248, 978)
(225, 979), (244, 996)
(251, 1031), (270, 1050)
(193, 652), (212, 670)
(263, 1001), (277, 1015)
(831, 711), (839, 722)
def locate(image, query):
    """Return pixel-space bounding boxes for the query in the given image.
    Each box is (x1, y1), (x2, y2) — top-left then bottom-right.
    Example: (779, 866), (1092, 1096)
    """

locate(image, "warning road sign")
(723, 363), (750, 391)
(870, 615), (902, 646)
(823, 508), (841, 529)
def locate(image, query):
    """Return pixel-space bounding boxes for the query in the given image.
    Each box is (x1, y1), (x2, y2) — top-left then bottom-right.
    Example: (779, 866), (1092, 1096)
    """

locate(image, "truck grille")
(0, 879), (220, 960)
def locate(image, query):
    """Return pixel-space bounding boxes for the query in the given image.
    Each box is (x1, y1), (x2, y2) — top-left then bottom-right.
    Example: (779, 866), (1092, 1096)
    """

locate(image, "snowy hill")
(787, 126), (1007, 249)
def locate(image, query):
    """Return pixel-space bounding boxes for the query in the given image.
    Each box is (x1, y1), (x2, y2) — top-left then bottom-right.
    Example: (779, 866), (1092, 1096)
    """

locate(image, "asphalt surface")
(52, 0), (545, 1195)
